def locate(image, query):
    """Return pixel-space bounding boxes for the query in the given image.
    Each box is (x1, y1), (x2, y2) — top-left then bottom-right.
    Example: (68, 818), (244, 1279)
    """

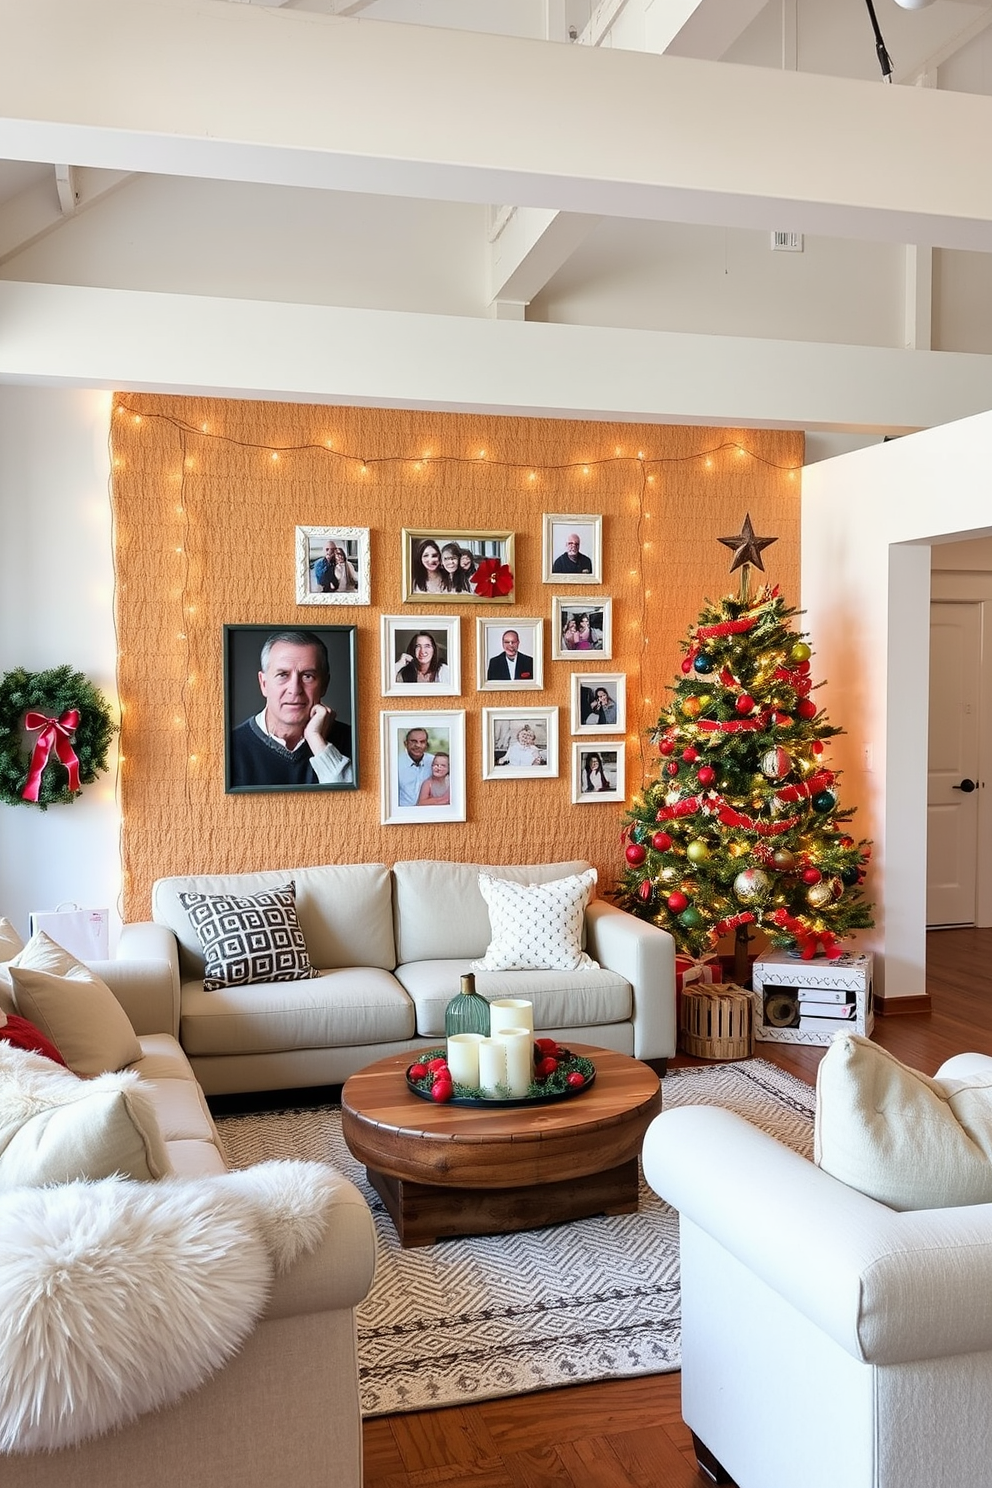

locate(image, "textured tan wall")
(111, 396), (802, 919)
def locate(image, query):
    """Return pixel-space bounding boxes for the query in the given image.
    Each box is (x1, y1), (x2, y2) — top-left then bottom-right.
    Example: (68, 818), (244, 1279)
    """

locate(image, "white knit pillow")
(472, 869), (599, 972)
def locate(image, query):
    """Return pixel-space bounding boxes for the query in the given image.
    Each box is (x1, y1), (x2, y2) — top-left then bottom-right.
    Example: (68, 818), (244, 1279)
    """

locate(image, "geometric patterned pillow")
(471, 868), (600, 972)
(177, 883), (317, 992)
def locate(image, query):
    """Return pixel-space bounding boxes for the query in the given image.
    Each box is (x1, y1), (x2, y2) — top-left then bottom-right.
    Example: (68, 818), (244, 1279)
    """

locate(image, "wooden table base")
(366, 1156), (640, 1248)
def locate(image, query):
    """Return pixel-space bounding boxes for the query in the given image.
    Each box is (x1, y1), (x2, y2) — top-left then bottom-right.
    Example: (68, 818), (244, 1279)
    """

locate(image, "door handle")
(953, 778), (977, 793)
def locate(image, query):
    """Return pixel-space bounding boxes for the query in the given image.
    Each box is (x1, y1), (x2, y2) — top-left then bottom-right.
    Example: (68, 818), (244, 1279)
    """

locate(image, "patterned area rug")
(216, 1059), (814, 1417)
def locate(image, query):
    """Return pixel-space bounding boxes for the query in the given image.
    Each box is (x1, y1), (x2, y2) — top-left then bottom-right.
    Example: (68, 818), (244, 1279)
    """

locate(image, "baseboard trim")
(875, 993), (932, 1016)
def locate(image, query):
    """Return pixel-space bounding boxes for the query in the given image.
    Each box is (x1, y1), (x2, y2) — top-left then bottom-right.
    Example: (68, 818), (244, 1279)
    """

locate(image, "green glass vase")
(444, 973), (491, 1038)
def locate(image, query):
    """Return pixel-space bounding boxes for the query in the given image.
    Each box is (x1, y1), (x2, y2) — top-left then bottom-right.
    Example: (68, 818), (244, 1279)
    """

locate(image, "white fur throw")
(0, 1160), (340, 1453)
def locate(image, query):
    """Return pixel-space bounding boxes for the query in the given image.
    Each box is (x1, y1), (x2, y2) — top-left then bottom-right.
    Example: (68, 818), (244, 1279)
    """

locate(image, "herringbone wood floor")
(363, 927), (992, 1488)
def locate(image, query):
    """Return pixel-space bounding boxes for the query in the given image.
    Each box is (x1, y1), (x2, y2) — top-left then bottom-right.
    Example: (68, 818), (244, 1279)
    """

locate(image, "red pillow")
(0, 1012), (68, 1067)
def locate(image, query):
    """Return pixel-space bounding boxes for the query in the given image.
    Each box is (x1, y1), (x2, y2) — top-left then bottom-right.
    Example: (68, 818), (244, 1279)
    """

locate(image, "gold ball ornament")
(806, 879), (836, 909)
(734, 868), (771, 903)
(660, 867), (678, 883)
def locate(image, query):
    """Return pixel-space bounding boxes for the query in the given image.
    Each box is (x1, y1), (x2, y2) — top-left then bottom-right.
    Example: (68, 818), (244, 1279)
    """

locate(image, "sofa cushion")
(472, 869), (599, 972)
(0, 916), (24, 960)
(0, 1010), (68, 1066)
(815, 1033), (992, 1210)
(179, 966), (415, 1057)
(178, 883), (317, 992)
(8, 933), (143, 1075)
(0, 1043), (173, 1188)
(393, 860), (595, 964)
(397, 959), (632, 1039)
(154, 863), (396, 979)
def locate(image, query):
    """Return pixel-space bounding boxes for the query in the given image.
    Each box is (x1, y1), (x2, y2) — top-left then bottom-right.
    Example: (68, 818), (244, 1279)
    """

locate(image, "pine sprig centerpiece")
(617, 517), (873, 965)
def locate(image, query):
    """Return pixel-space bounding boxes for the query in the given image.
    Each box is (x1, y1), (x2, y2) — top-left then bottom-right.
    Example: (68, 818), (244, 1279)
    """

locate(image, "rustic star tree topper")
(718, 513), (777, 573)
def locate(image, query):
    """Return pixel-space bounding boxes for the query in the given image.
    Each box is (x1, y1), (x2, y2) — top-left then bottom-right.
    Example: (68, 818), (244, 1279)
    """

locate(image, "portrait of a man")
(543, 514), (602, 584)
(477, 619), (543, 690)
(225, 625), (357, 792)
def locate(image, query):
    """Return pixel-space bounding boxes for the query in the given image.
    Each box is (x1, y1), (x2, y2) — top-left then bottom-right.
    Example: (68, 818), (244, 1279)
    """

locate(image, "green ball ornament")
(841, 866), (860, 886)
(812, 790), (837, 814)
(686, 840), (710, 864)
(791, 641), (811, 663)
(679, 906), (703, 929)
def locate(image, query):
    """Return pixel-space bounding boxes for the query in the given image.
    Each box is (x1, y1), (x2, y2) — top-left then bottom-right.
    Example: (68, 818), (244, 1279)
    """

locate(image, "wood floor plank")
(363, 928), (991, 1488)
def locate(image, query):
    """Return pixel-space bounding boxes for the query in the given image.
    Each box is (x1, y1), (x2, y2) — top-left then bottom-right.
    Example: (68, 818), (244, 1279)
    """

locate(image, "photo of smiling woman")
(224, 625), (358, 793)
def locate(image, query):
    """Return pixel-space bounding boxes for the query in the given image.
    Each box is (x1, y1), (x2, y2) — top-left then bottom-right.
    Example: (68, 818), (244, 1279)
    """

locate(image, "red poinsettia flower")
(472, 558), (514, 598)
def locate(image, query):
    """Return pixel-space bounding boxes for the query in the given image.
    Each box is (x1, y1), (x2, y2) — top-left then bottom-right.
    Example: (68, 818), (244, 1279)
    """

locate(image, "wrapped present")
(675, 954), (719, 995)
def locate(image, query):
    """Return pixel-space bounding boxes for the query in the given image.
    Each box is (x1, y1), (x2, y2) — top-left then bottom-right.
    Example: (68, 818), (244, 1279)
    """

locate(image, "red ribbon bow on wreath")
(471, 558), (514, 599)
(21, 709), (81, 802)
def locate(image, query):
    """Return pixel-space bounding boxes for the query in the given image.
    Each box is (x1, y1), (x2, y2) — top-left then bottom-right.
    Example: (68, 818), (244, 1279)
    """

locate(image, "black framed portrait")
(224, 624), (358, 794)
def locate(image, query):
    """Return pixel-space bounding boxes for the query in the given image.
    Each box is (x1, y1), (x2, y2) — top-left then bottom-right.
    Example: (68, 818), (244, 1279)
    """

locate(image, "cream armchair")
(643, 1052), (992, 1488)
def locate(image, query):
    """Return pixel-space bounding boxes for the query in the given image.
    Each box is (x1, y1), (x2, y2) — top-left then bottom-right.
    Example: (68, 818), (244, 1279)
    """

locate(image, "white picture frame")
(543, 513), (602, 584)
(380, 711), (466, 824)
(551, 597), (613, 660)
(381, 615), (460, 697)
(571, 743), (625, 803)
(570, 673), (626, 735)
(296, 526), (370, 605)
(476, 618), (544, 691)
(482, 707), (559, 780)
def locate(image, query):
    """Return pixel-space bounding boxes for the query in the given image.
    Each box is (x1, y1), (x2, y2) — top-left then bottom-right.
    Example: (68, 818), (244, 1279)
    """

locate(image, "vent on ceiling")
(771, 231), (804, 253)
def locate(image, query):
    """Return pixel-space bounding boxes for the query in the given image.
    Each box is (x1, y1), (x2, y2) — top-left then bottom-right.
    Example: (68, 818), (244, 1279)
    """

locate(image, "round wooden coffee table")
(341, 1044), (662, 1247)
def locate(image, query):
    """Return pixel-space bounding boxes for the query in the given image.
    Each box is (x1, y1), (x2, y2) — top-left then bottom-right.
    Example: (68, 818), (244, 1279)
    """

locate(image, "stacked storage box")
(751, 948), (873, 1046)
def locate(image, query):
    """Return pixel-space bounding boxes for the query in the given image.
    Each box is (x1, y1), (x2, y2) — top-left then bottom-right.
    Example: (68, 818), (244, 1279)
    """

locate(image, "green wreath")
(0, 666), (117, 810)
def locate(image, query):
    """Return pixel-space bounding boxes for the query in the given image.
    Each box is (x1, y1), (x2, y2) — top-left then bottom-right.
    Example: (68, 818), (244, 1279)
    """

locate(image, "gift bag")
(29, 903), (109, 961)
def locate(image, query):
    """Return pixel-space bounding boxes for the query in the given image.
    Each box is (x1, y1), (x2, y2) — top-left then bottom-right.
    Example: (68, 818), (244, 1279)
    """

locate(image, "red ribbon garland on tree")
(771, 769), (835, 806)
(21, 709), (81, 803)
(768, 908), (844, 960)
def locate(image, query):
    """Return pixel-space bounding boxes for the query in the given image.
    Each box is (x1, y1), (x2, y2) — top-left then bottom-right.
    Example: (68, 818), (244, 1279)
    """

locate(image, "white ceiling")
(1, 0), (991, 435)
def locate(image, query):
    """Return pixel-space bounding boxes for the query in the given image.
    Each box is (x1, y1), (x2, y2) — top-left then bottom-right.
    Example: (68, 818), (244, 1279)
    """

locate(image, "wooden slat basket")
(679, 983), (753, 1061)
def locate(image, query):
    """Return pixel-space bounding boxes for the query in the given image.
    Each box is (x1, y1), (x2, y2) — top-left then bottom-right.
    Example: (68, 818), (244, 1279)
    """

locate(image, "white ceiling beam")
(0, 167), (131, 265)
(1, 1), (992, 251)
(488, 207), (600, 305)
(658, 0), (769, 60)
(1, 280), (990, 435)
(54, 163), (76, 215)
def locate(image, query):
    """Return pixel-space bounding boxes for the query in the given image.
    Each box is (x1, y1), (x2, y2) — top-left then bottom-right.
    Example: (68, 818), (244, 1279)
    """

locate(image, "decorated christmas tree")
(618, 515), (873, 975)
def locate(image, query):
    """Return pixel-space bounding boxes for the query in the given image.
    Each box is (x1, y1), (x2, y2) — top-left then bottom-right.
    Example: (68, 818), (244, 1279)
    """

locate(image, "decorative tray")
(405, 1045), (596, 1108)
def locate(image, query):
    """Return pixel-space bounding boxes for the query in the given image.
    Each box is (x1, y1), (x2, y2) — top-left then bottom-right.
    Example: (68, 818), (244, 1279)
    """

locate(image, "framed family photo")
(379, 710), (466, 824)
(542, 514), (602, 584)
(295, 526), (370, 605)
(551, 597), (613, 660)
(571, 743), (624, 803)
(401, 529), (515, 604)
(223, 624), (358, 794)
(570, 672), (626, 735)
(476, 619), (543, 691)
(381, 616), (461, 697)
(482, 706), (559, 781)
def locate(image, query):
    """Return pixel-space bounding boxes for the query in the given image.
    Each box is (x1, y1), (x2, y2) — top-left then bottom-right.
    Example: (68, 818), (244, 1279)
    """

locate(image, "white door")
(927, 601), (982, 926)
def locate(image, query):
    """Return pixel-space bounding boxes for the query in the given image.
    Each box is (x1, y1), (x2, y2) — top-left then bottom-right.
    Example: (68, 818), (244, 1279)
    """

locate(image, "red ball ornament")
(536, 1056), (558, 1079)
(681, 658), (693, 674)
(625, 842), (647, 866)
(667, 891), (689, 914)
(666, 760), (679, 777)
(637, 879), (654, 903)
(658, 738), (676, 756)
(794, 659), (811, 675)
(697, 765), (716, 787)
(735, 694), (755, 714)
(682, 746), (699, 763)
(812, 740), (824, 754)
(801, 867), (822, 885)
(652, 830), (673, 851)
(797, 698), (817, 720)
(431, 1079), (454, 1103)
(566, 1071), (586, 1089)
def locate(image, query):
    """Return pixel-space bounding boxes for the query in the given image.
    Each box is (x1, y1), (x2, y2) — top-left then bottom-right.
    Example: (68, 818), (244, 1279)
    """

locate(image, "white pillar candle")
(489, 999), (534, 1036)
(477, 1037), (507, 1096)
(446, 1032), (484, 1087)
(496, 1027), (534, 1098)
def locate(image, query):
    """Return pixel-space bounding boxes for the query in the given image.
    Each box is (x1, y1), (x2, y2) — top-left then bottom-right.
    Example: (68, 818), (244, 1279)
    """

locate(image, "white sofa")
(148, 859), (677, 1095)
(642, 1051), (992, 1488)
(0, 927), (377, 1488)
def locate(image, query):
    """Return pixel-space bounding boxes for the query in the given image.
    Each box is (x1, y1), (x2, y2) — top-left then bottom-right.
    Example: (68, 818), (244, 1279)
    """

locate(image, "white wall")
(0, 386), (121, 943)
(802, 409), (992, 1002)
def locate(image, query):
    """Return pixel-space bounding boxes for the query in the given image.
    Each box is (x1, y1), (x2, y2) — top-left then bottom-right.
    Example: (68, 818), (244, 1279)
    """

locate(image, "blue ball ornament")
(812, 790), (837, 814)
(693, 653), (714, 674)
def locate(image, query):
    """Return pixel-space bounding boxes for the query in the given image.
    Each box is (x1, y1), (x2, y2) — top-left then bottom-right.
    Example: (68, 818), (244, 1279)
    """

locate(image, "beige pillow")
(471, 869), (599, 972)
(8, 932), (141, 1076)
(815, 1033), (992, 1210)
(0, 1043), (172, 1188)
(0, 917), (24, 960)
